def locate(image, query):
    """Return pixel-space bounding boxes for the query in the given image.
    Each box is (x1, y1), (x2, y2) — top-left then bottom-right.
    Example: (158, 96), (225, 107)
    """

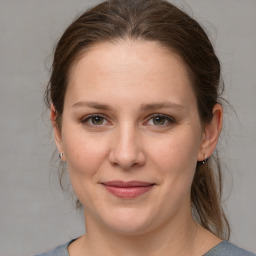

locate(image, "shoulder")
(34, 241), (70, 256)
(204, 241), (256, 256)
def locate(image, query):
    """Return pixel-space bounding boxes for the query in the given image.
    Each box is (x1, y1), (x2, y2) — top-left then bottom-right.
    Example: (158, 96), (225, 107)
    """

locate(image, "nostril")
(108, 130), (146, 169)
(108, 149), (146, 170)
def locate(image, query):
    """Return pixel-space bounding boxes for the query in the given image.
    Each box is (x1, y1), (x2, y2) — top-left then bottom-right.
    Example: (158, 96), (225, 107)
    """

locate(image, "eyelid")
(145, 113), (176, 126)
(81, 113), (110, 126)
(80, 113), (175, 127)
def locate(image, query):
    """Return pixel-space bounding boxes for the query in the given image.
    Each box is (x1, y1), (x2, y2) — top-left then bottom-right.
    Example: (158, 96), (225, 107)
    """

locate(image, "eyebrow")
(72, 101), (112, 110)
(140, 102), (184, 111)
(72, 101), (184, 111)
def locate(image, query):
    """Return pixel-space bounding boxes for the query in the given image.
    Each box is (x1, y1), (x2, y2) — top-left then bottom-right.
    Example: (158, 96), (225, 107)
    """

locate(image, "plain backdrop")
(0, 0), (255, 255)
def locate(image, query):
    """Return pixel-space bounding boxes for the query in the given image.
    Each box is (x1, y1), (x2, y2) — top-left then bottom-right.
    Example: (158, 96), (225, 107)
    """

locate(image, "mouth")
(101, 180), (155, 199)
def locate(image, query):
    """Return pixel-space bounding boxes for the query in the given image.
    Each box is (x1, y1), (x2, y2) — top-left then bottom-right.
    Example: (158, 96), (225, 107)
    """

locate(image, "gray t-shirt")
(35, 240), (256, 256)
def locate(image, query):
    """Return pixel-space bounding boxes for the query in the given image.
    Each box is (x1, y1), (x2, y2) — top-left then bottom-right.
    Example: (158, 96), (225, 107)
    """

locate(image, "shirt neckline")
(66, 238), (228, 256)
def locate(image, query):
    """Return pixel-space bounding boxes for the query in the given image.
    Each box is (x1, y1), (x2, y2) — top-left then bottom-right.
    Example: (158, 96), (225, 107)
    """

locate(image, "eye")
(82, 114), (108, 126)
(146, 114), (175, 126)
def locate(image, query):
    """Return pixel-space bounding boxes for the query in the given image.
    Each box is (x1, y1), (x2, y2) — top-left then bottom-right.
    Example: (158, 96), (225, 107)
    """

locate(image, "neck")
(80, 209), (203, 256)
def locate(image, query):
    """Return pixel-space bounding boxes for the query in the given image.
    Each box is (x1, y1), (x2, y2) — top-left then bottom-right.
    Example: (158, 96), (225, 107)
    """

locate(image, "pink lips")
(102, 180), (154, 199)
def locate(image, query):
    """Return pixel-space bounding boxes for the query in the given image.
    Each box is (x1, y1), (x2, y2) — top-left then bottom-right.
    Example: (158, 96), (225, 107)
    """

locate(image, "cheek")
(148, 130), (201, 211)
(61, 129), (111, 207)
(150, 129), (200, 171)
(61, 125), (109, 178)
(147, 127), (202, 204)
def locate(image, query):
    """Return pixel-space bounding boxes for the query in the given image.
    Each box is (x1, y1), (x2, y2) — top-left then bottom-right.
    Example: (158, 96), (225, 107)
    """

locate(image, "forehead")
(66, 40), (196, 109)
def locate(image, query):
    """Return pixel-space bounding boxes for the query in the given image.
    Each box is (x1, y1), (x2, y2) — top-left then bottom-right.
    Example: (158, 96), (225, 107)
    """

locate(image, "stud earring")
(59, 152), (64, 159)
(202, 154), (207, 164)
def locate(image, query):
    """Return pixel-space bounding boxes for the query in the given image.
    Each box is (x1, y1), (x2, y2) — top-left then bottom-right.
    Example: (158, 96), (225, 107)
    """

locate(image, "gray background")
(0, 0), (255, 255)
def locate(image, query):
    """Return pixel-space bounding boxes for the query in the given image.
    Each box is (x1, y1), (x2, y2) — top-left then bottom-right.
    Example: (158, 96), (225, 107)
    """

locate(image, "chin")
(100, 207), (159, 236)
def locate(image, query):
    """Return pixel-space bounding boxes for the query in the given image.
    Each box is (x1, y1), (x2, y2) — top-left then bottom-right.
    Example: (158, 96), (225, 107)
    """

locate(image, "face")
(53, 40), (217, 235)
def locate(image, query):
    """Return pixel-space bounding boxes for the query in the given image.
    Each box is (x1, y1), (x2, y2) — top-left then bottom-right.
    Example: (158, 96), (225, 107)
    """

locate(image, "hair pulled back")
(45, 0), (230, 239)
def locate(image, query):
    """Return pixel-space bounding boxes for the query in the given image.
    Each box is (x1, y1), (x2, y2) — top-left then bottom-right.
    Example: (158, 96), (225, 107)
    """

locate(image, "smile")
(101, 180), (155, 199)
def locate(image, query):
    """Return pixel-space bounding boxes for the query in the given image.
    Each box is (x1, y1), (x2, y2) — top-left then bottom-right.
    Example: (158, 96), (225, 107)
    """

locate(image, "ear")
(50, 104), (66, 161)
(197, 103), (223, 161)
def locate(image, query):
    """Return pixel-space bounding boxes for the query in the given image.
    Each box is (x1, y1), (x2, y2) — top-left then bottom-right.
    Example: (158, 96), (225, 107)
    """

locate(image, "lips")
(101, 180), (155, 199)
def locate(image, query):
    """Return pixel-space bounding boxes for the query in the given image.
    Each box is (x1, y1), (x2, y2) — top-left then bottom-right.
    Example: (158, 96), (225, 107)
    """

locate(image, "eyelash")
(81, 114), (175, 128)
(146, 114), (175, 126)
(81, 114), (109, 127)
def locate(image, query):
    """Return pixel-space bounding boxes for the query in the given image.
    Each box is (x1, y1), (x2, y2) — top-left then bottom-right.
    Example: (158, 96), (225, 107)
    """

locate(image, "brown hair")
(45, 0), (230, 239)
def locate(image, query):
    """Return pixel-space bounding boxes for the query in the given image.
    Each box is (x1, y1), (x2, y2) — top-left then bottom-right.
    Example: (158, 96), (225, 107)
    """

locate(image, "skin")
(52, 40), (223, 256)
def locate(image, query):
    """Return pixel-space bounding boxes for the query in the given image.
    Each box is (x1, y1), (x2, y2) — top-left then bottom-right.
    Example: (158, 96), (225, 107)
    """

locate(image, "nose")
(108, 124), (146, 170)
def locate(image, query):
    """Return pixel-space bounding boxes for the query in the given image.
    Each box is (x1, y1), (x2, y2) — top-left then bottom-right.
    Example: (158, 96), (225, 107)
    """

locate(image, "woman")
(37, 0), (255, 255)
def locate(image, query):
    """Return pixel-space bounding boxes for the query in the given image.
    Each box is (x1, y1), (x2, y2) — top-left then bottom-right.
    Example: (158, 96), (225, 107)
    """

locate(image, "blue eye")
(147, 115), (174, 126)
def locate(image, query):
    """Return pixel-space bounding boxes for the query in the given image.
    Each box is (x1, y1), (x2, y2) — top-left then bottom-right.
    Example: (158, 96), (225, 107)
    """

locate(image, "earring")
(202, 154), (207, 164)
(59, 152), (64, 159)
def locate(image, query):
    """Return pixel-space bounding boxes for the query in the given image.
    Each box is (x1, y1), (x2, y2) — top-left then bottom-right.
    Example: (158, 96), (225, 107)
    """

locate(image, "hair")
(45, 0), (230, 239)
